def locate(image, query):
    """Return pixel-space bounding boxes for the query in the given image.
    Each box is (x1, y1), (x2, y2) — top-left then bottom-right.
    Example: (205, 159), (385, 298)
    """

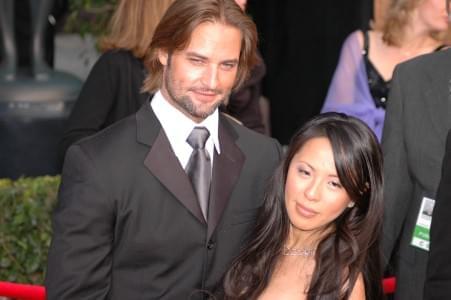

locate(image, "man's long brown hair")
(141, 0), (258, 93)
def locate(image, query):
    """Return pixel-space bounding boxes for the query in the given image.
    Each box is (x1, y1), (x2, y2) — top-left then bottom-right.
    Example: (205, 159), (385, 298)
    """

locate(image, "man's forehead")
(180, 22), (242, 58)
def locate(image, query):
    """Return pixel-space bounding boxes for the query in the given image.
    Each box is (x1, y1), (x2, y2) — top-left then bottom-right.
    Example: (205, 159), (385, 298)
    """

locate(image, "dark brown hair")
(224, 112), (384, 300)
(142, 0), (258, 93)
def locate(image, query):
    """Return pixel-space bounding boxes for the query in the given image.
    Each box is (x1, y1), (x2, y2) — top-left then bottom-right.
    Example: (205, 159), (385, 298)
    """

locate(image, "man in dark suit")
(382, 49), (451, 299)
(424, 129), (451, 299)
(45, 0), (282, 299)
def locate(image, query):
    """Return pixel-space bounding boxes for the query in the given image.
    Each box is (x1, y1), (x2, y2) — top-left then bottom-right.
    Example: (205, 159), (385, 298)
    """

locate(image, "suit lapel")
(137, 104), (206, 224)
(207, 116), (245, 239)
(136, 105), (245, 231)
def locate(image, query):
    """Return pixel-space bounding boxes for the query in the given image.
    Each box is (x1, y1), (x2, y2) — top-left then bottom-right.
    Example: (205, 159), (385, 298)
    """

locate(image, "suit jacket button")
(207, 240), (215, 250)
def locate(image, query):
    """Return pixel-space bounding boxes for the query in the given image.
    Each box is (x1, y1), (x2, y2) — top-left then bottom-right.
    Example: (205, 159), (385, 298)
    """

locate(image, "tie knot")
(187, 127), (210, 149)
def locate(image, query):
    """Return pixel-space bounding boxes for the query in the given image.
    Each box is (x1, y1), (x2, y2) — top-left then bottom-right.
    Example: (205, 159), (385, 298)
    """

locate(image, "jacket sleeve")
(45, 145), (114, 300)
(381, 64), (413, 268)
(424, 130), (451, 299)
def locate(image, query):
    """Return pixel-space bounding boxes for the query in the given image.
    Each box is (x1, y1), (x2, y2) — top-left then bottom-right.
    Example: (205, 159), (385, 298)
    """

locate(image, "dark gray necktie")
(186, 127), (211, 220)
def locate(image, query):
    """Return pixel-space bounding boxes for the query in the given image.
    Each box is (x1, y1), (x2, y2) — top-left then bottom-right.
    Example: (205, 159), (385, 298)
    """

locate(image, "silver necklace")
(282, 246), (315, 257)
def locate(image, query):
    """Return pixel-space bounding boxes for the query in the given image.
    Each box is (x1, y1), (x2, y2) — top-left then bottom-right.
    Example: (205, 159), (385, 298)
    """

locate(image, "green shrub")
(64, 0), (118, 37)
(0, 176), (60, 284)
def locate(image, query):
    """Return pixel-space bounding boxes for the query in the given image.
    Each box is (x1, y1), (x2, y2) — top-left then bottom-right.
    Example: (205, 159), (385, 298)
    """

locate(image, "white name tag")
(410, 197), (435, 251)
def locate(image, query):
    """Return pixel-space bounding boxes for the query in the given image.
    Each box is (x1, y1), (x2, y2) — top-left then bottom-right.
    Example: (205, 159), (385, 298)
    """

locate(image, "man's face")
(159, 22), (242, 123)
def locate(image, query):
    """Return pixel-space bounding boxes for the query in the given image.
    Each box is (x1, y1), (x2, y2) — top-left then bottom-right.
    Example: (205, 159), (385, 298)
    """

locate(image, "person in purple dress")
(321, 0), (448, 141)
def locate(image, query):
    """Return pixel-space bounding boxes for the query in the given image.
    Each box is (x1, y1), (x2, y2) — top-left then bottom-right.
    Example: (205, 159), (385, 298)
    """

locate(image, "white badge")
(410, 196), (435, 251)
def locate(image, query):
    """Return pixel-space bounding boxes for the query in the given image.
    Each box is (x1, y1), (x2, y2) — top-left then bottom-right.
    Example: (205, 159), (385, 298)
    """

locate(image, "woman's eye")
(297, 168), (310, 176)
(329, 181), (343, 189)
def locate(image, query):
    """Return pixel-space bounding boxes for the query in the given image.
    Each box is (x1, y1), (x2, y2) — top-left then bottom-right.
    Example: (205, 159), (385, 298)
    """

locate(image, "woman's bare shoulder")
(349, 273), (366, 300)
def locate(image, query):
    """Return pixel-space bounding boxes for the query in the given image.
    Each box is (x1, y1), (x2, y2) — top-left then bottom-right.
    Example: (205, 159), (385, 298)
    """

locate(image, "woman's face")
(416, 0), (449, 32)
(284, 137), (353, 238)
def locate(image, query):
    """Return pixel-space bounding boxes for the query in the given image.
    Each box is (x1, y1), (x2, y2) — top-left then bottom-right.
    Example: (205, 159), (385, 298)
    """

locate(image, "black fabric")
(247, 0), (373, 144)
(59, 50), (151, 162)
(363, 30), (390, 109)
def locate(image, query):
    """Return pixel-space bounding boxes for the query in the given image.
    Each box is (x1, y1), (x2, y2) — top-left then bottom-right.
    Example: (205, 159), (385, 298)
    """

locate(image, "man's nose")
(201, 65), (219, 89)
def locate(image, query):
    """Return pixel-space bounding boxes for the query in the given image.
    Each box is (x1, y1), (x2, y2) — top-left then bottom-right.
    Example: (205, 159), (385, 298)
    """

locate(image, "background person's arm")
(59, 52), (119, 161)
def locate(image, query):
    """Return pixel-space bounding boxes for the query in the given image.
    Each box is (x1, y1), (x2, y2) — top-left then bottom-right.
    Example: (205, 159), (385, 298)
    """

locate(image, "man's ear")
(158, 49), (169, 66)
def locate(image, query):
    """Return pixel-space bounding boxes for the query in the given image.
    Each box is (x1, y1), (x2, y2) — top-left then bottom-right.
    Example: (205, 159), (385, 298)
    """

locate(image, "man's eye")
(189, 58), (203, 65)
(221, 63), (236, 70)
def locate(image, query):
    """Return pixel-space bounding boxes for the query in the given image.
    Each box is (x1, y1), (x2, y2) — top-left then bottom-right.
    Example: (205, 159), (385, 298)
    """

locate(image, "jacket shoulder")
(72, 113), (138, 156)
(397, 48), (451, 74)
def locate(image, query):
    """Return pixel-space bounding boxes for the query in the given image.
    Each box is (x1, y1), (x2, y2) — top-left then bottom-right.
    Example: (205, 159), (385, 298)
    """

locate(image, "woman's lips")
(295, 203), (318, 218)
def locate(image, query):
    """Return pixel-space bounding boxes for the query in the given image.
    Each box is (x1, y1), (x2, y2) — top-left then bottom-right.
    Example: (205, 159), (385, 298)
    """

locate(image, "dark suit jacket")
(382, 49), (451, 299)
(424, 129), (451, 299)
(45, 102), (282, 299)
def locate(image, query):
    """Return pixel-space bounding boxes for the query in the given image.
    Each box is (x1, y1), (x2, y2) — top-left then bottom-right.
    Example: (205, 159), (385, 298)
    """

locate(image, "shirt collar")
(150, 90), (221, 154)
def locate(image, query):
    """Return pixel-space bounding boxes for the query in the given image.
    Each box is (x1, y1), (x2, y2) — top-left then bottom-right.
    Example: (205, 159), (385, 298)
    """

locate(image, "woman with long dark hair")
(224, 112), (384, 299)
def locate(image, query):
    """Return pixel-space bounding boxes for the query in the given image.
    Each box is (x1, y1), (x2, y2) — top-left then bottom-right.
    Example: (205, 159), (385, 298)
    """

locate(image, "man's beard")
(163, 61), (229, 121)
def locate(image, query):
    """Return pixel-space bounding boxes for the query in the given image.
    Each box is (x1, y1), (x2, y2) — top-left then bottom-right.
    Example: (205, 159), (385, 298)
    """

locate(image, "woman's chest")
(258, 258), (315, 300)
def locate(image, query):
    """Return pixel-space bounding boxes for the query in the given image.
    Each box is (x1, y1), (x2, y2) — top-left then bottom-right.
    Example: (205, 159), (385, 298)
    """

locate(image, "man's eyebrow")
(185, 52), (207, 60)
(185, 52), (239, 64)
(222, 59), (239, 65)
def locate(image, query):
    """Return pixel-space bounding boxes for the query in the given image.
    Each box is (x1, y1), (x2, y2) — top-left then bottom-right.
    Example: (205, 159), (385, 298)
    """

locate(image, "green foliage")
(0, 176), (60, 284)
(64, 0), (118, 37)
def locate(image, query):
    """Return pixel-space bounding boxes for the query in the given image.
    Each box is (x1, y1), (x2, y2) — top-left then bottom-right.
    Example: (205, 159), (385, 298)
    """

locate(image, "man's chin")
(190, 92), (225, 106)
(194, 99), (223, 112)
(175, 95), (224, 121)
(192, 107), (219, 120)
